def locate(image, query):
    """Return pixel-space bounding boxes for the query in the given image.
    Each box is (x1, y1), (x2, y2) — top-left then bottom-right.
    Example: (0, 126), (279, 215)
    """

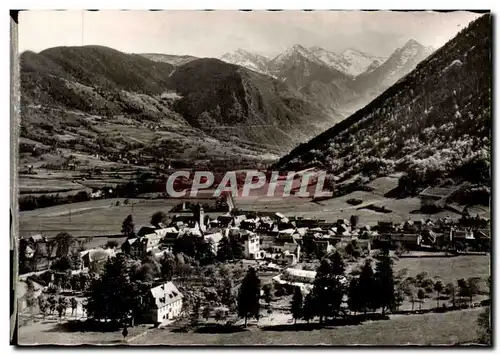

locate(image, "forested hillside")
(276, 15), (491, 199)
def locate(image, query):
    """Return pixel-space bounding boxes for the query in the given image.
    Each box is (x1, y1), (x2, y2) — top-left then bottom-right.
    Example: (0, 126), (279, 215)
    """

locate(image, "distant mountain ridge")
(220, 49), (271, 76)
(139, 53), (198, 66)
(19, 36), (438, 167)
(20, 46), (335, 167)
(309, 46), (387, 76)
(354, 39), (434, 95)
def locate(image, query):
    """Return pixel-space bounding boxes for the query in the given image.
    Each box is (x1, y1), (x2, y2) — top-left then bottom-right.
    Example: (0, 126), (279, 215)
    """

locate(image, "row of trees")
(288, 251), (487, 325)
(24, 280), (78, 320)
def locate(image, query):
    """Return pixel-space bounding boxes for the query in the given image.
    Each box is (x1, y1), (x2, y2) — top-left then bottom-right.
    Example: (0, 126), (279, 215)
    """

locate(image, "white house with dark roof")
(204, 232), (224, 254)
(145, 282), (183, 324)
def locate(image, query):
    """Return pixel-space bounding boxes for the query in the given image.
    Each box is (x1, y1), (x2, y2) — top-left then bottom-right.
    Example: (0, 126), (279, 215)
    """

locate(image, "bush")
(346, 198), (363, 206)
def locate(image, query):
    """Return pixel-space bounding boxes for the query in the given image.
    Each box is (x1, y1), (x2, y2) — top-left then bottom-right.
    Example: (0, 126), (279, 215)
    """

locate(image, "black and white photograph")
(10, 9), (492, 346)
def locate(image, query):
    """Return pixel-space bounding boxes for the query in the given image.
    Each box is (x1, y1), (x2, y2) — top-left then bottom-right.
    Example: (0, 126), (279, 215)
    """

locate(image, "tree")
(38, 296), (48, 318)
(121, 215), (135, 238)
(219, 278), (236, 311)
(444, 282), (456, 308)
(70, 298), (78, 316)
(417, 289), (425, 311)
(25, 280), (36, 318)
(79, 273), (90, 292)
(348, 277), (362, 315)
(50, 256), (73, 272)
(132, 263), (157, 283)
(373, 250), (395, 316)
(313, 252), (346, 324)
(150, 211), (168, 227)
(216, 236), (233, 262)
(229, 235), (244, 259)
(302, 293), (316, 323)
(190, 299), (201, 327)
(214, 308), (226, 324)
(203, 265), (217, 279)
(85, 253), (134, 323)
(160, 252), (175, 281)
(394, 242), (408, 257)
(70, 251), (82, 270)
(70, 274), (81, 292)
(405, 284), (418, 311)
(291, 287), (303, 324)
(345, 240), (361, 259)
(203, 304), (213, 321)
(58, 297), (69, 313)
(218, 265), (230, 280)
(232, 266), (245, 280)
(434, 281), (444, 308)
(393, 269), (408, 311)
(350, 215), (359, 228)
(262, 283), (274, 306)
(57, 303), (66, 320)
(357, 259), (376, 314)
(477, 307), (491, 345)
(237, 267), (261, 327)
(466, 277), (481, 306)
(415, 272), (429, 285)
(53, 232), (75, 257)
(47, 295), (57, 315)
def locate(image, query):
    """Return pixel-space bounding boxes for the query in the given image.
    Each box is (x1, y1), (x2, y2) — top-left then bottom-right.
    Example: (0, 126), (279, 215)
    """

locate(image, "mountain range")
(20, 36), (436, 172)
(220, 41), (430, 78)
(276, 14), (491, 196)
(219, 40), (434, 118)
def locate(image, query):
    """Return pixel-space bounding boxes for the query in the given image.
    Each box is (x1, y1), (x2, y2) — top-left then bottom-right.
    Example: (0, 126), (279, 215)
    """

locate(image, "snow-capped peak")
(272, 44), (326, 66)
(220, 49), (271, 74)
(308, 46), (386, 76)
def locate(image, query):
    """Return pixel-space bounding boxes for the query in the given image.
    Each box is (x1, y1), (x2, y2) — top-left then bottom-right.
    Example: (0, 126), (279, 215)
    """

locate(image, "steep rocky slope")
(276, 15), (491, 196)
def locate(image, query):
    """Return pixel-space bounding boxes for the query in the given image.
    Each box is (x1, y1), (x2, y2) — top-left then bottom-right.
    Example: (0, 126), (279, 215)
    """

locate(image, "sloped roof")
(150, 282), (183, 308)
(476, 229), (491, 239)
(205, 232), (224, 244)
(284, 268), (316, 280)
(82, 248), (114, 262)
(30, 234), (45, 242)
(137, 226), (157, 237)
(144, 233), (161, 241)
(279, 228), (295, 235)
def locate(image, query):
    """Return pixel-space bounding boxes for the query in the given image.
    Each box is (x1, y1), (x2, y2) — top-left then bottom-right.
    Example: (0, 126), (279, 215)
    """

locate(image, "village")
(16, 188), (491, 345)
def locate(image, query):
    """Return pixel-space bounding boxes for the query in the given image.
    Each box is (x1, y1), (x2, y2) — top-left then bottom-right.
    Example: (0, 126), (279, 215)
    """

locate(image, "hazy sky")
(18, 10), (481, 58)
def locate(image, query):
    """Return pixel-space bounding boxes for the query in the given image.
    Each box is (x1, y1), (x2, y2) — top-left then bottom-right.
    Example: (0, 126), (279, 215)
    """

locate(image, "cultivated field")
(19, 192), (490, 239)
(17, 319), (150, 346)
(129, 308), (484, 346)
(19, 198), (221, 238)
(394, 254), (491, 286)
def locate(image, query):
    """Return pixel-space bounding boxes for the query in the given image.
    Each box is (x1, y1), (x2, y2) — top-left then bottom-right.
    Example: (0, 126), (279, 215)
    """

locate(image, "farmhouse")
(144, 282), (183, 324)
(272, 234), (301, 263)
(242, 232), (263, 259)
(125, 233), (161, 258)
(80, 248), (116, 271)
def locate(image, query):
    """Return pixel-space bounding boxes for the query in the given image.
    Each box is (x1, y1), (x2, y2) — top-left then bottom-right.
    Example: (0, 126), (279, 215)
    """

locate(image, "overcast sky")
(18, 10), (481, 58)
